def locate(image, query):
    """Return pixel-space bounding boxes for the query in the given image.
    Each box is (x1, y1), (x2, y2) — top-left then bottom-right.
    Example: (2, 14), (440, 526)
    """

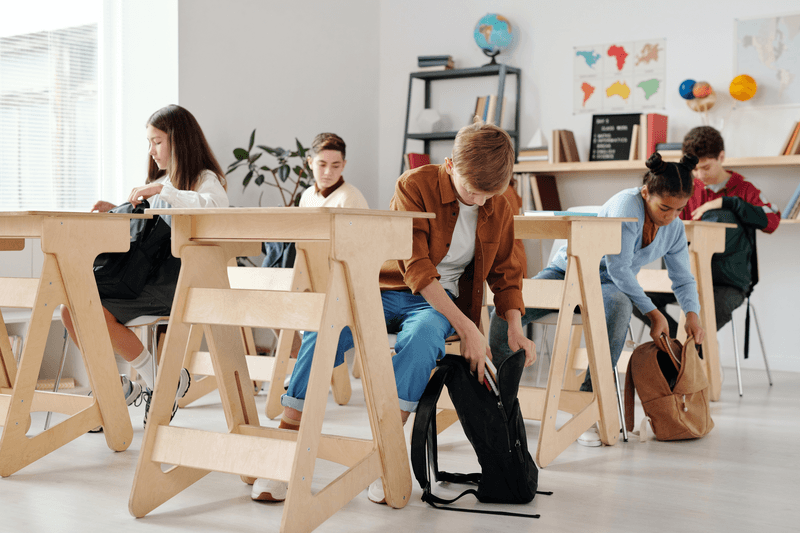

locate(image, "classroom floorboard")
(1, 362), (795, 533)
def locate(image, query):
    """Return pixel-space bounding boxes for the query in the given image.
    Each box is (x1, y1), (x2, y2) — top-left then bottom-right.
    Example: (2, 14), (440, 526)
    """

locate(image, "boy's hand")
(504, 309), (536, 367)
(459, 322), (489, 385)
(508, 329), (536, 367)
(691, 198), (723, 220)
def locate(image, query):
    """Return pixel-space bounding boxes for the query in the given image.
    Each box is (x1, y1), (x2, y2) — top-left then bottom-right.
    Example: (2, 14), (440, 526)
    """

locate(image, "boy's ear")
(717, 150), (725, 165)
(443, 157), (454, 175)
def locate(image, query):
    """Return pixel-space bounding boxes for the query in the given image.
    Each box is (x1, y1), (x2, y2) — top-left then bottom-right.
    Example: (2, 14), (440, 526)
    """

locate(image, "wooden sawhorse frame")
(129, 208), (426, 533)
(0, 211), (138, 476)
(511, 215), (631, 467)
(179, 250), (353, 419)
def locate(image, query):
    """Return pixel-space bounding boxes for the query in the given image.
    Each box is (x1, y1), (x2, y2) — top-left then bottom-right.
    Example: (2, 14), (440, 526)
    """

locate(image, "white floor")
(1, 364), (796, 533)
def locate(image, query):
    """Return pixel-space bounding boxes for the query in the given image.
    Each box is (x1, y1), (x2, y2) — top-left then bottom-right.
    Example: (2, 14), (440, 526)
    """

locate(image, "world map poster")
(573, 39), (666, 114)
(736, 14), (800, 107)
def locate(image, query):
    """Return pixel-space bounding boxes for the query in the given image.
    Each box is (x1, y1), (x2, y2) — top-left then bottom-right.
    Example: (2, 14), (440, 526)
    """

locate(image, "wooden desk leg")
(129, 244), (260, 517)
(177, 325), (217, 408)
(0, 313), (16, 389)
(331, 214), (411, 510)
(536, 235), (620, 467)
(690, 247), (722, 401)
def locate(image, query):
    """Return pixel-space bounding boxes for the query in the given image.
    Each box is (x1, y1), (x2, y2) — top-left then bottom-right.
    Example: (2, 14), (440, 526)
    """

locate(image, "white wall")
(177, 0), (380, 208)
(376, 0), (800, 373)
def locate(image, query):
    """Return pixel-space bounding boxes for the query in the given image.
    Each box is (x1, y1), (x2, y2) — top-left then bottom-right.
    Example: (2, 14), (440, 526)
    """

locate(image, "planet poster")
(573, 39), (666, 114)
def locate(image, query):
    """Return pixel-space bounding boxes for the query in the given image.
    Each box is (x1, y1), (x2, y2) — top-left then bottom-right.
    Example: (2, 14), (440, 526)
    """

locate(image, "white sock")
(130, 348), (155, 389)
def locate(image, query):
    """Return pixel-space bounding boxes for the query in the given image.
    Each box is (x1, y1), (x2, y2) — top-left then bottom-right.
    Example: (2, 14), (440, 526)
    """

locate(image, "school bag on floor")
(624, 335), (714, 441)
(411, 350), (550, 519)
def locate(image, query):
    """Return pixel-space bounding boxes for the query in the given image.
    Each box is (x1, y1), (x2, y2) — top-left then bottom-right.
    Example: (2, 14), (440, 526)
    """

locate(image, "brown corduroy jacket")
(379, 164), (524, 326)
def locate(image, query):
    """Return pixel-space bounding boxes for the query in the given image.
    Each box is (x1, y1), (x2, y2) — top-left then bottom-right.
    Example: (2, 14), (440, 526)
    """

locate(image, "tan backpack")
(624, 336), (714, 441)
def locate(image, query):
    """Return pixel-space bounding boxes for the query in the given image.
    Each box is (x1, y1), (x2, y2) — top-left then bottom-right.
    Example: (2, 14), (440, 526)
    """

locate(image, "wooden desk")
(0, 211), (139, 476)
(129, 207), (428, 533)
(513, 215), (631, 467)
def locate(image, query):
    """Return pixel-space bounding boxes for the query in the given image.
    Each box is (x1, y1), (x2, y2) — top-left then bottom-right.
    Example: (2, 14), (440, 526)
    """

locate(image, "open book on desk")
(524, 210), (599, 217)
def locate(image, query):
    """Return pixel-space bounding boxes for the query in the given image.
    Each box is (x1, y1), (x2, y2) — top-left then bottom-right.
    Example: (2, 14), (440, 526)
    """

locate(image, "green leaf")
(248, 152), (263, 164)
(233, 148), (249, 161)
(254, 175), (265, 186)
(242, 169), (254, 187)
(296, 139), (308, 159)
(293, 165), (304, 176)
(260, 165), (272, 172)
(278, 164), (290, 181)
(248, 129), (256, 151)
(257, 145), (278, 156)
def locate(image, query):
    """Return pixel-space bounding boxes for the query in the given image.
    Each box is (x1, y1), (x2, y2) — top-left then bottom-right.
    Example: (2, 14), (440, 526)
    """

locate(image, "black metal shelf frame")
(400, 64), (521, 174)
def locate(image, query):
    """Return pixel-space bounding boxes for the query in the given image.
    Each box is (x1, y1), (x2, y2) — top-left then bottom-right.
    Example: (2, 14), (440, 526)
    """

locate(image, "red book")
(646, 113), (668, 159)
(404, 153), (431, 170)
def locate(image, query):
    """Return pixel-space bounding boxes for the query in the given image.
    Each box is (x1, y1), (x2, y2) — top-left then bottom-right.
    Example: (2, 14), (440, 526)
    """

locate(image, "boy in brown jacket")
(252, 119), (535, 503)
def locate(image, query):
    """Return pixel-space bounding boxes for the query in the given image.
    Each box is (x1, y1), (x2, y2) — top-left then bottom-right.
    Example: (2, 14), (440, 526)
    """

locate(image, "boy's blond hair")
(452, 117), (515, 194)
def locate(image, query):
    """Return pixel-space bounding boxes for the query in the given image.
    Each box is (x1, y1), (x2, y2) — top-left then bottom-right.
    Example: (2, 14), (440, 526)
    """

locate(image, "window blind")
(0, 24), (98, 210)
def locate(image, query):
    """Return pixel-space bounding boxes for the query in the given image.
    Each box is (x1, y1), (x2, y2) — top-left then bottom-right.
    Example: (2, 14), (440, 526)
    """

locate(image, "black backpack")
(93, 200), (173, 299)
(411, 350), (550, 519)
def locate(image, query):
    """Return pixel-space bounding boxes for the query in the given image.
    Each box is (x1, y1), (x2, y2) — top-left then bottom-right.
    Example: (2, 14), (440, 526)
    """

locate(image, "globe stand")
(482, 48), (501, 67)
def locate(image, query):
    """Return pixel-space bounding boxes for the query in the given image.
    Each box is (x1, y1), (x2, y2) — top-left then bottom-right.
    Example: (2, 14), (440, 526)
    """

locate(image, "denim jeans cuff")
(281, 393), (305, 412)
(398, 398), (418, 413)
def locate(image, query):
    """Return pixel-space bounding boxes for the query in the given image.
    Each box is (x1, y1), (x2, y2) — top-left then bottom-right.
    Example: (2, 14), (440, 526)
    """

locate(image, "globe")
(474, 14), (514, 65)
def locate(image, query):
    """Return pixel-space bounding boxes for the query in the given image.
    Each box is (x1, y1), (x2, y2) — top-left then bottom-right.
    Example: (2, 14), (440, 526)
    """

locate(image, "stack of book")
(635, 113), (668, 160)
(783, 182), (800, 219)
(474, 95), (504, 126)
(403, 153), (430, 170)
(418, 55), (454, 71)
(779, 121), (800, 155)
(551, 129), (579, 163)
(655, 142), (683, 159)
(517, 145), (548, 162)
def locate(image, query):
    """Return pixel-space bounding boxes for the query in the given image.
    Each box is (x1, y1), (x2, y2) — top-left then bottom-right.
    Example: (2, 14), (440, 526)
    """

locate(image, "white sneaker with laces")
(251, 478), (288, 502)
(367, 478), (386, 504)
(577, 424), (602, 447)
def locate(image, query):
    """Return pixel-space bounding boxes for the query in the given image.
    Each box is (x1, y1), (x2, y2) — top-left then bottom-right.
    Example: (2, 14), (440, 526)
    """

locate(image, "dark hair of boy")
(310, 132), (346, 159)
(682, 126), (725, 159)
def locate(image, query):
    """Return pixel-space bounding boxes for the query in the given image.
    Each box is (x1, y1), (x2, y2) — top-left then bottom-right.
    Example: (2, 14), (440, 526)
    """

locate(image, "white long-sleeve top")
(155, 169), (229, 208)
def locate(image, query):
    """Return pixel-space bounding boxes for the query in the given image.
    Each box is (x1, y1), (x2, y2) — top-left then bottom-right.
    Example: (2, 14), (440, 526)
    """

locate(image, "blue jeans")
(282, 290), (456, 413)
(488, 265), (632, 391)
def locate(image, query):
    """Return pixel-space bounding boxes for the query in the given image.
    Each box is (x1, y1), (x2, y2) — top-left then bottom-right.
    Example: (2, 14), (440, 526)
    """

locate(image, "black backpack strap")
(411, 360), (453, 492)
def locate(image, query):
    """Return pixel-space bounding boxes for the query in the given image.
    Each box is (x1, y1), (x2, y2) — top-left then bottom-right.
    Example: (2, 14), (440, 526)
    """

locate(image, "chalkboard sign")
(589, 113), (641, 161)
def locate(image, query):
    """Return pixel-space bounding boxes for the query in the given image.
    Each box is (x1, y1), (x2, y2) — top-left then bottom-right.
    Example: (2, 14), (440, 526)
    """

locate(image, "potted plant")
(226, 129), (314, 207)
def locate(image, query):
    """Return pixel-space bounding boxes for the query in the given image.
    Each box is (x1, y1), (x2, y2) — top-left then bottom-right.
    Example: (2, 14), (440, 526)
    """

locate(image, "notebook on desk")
(524, 210), (598, 217)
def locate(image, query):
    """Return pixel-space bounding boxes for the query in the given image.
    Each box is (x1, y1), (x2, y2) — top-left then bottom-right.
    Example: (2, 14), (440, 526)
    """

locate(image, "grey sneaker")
(88, 374), (142, 433)
(142, 368), (192, 428)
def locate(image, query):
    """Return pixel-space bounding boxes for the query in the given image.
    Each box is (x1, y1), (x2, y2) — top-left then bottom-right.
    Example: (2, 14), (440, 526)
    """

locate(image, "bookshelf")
(401, 64), (521, 174)
(514, 154), (800, 175)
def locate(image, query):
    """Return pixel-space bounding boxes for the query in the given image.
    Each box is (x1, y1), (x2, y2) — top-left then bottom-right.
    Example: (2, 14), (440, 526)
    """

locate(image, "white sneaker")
(367, 478), (386, 504)
(251, 478), (288, 502)
(577, 425), (602, 447)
